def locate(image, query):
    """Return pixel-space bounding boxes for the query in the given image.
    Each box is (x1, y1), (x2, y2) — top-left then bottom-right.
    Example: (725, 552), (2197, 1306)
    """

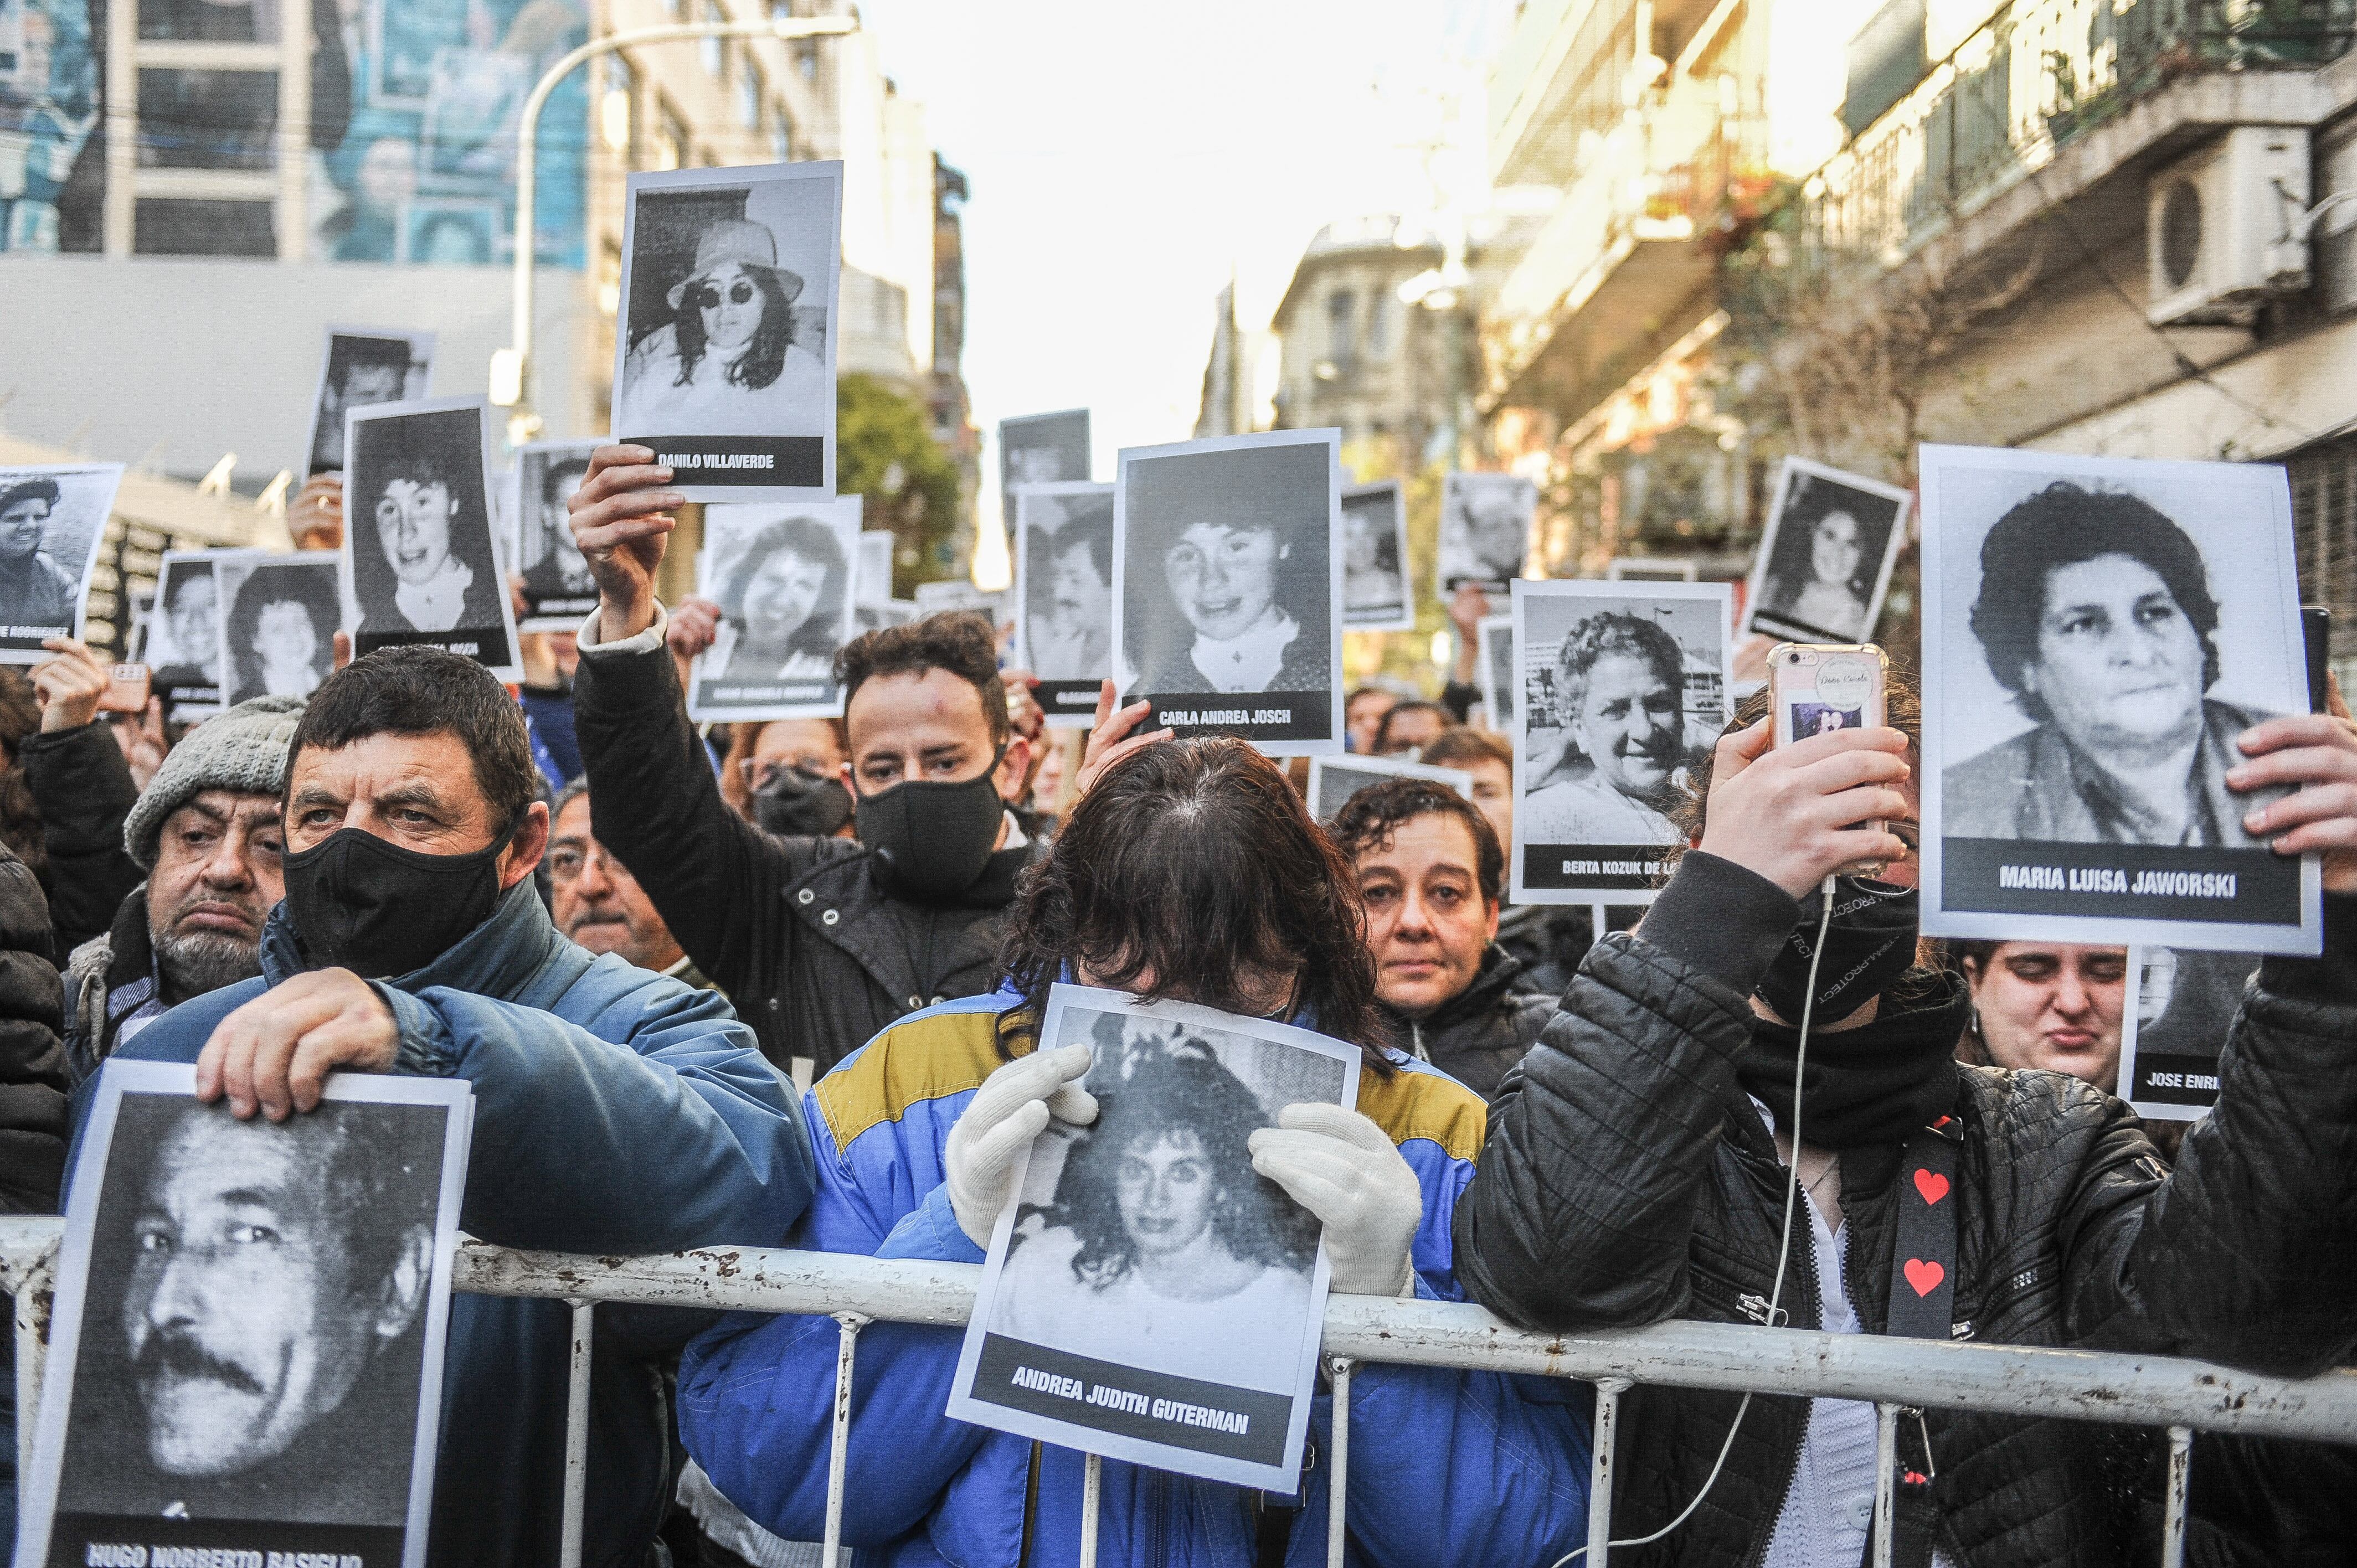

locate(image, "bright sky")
(852, 0), (1513, 521)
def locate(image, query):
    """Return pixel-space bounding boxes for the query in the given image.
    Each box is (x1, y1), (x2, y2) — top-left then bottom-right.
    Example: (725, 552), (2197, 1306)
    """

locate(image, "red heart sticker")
(1913, 1169), (1950, 1205)
(1903, 1258), (1944, 1297)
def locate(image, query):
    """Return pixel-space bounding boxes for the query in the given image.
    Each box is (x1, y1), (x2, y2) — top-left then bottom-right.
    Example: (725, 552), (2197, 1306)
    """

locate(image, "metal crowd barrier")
(7, 1216), (2356, 1568)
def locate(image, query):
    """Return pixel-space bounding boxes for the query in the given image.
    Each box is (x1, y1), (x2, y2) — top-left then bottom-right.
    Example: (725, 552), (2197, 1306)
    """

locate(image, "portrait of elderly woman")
(702, 512), (851, 685)
(615, 212), (828, 439)
(1945, 482), (2277, 848)
(222, 560), (338, 704)
(1522, 610), (1695, 846)
(1121, 440), (1335, 699)
(989, 1022), (1325, 1392)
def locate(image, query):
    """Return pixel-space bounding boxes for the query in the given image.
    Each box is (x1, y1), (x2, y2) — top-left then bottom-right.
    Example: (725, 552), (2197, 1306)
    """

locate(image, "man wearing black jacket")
(1453, 682), (2357, 1567)
(568, 445), (1036, 1074)
(1329, 776), (1551, 1100)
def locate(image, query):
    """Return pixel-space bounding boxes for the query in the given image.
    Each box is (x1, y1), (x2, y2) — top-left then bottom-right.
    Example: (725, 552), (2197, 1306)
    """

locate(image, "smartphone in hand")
(97, 664), (151, 716)
(1768, 642), (1892, 875)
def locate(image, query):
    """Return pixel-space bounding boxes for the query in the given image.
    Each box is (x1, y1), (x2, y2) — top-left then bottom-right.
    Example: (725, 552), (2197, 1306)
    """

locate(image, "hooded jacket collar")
(261, 878), (576, 1005)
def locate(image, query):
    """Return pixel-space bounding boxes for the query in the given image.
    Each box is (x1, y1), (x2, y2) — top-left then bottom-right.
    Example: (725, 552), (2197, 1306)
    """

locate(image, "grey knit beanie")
(125, 694), (306, 870)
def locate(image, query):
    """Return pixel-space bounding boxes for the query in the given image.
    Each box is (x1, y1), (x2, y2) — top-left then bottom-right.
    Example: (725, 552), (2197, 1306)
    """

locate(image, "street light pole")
(492, 11), (860, 438)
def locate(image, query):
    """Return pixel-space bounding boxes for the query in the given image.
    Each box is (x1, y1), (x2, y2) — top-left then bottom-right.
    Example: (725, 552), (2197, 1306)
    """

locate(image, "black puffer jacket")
(0, 844), (68, 1212)
(573, 631), (1030, 1075)
(17, 719), (141, 966)
(1453, 852), (2357, 1568)
(1384, 945), (1554, 1101)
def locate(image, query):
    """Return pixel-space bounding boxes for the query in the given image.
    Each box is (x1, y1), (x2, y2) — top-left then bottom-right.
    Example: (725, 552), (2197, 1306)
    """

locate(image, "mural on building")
(0, 0), (586, 264)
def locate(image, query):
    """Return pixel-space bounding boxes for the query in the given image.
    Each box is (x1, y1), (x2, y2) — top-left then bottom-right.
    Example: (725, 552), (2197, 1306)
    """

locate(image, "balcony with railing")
(1808, 0), (2355, 266)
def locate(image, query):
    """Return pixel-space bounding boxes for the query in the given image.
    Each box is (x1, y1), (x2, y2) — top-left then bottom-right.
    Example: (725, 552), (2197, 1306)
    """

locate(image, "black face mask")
(1754, 877), (1919, 1025)
(856, 749), (1006, 902)
(282, 823), (513, 979)
(753, 765), (855, 838)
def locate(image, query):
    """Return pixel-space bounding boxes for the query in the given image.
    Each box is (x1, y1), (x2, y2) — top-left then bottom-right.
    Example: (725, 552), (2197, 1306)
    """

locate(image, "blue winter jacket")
(74, 880), (819, 1568)
(677, 990), (1591, 1566)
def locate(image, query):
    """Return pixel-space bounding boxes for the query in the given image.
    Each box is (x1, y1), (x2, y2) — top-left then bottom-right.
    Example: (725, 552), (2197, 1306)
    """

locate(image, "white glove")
(944, 1043), (1098, 1249)
(1247, 1102), (1422, 1296)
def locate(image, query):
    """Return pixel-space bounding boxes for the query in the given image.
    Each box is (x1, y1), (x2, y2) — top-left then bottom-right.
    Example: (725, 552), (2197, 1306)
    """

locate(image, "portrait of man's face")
(123, 1113), (426, 1479)
(375, 477), (457, 587)
(1463, 488), (1529, 575)
(1010, 446), (1062, 486)
(0, 494), (49, 563)
(330, 362), (406, 418)
(540, 467), (591, 582)
(1051, 536), (1109, 632)
(1574, 651), (1682, 796)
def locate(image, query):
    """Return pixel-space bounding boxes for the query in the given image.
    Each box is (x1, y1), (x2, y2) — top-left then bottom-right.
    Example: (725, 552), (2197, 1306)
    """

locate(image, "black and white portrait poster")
(0, 463), (118, 662)
(1341, 481), (1412, 631)
(947, 984), (1356, 1491)
(2117, 944), (2254, 1122)
(146, 550), (253, 718)
(512, 440), (602, 631)
(1510, 579), (1732, 905)
(18, 1060), (472, 1568)
(1740, 457), (1913, 647)
(216, 554), (341, 706)
(342, 397), (523, 680)
(913, 578), (1011, 638)
(1478, 613), (1514, 729)
(853, 599), (918, 634)
(610, 161), (843, 502)
(687, 497), (864, 721)
(999, 408), (1091, 525)
(1437, 471), (1537, 594)
(1014, 481), (1115, 727)
(1306, 754), (1473, 822)
(1111, 429), (1343, 755)
(303, 328), (435, 477)
(1920, 445), (2318, 955)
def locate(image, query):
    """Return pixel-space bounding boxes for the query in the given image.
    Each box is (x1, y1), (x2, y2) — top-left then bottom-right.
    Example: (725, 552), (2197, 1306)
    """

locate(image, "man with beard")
(71, 1100), (434, 1523)
(61, 695), (298, 1084)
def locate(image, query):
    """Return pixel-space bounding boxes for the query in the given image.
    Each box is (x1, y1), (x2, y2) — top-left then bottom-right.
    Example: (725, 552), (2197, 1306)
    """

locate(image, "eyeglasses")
(545, 842), (637, 887)
(692, 280), (758, 310)
(738, 757), (840, 792)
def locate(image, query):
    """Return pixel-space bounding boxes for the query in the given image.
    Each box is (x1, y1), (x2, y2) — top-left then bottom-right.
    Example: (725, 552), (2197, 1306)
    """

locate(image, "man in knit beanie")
(63, 695), (301, 1084)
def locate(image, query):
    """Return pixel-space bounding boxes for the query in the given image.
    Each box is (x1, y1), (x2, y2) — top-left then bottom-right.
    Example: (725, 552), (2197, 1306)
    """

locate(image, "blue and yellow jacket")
(677, 989), (1592, 1566)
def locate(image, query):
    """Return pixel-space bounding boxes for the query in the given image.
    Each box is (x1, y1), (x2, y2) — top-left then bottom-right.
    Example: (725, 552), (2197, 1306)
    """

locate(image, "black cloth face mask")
(856, 746), (1007, 902)
(1754, 876), (1919, 1025)
(754, 764), (855, 838)
(282, 822), (515, 979)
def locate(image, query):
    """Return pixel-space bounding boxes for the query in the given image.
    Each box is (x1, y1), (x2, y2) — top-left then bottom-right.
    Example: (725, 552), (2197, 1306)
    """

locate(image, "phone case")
(99, 664), (151, 715)
(1767, 643), (1889, 745)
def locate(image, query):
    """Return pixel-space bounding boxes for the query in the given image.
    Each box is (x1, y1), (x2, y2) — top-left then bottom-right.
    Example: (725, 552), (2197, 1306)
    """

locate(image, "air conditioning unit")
(2147, 126), (2312, 327)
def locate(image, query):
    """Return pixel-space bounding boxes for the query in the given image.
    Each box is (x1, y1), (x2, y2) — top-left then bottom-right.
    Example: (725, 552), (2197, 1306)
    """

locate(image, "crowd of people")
(0, 440), (2348, 1567)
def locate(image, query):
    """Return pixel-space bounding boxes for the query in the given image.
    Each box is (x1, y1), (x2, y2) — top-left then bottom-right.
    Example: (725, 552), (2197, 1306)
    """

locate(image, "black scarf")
(1735, 969), (1970, 1149)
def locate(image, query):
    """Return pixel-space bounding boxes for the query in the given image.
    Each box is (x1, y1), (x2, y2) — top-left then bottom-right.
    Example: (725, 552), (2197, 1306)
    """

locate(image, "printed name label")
(1947, 837), (2296, 928)
(971, 1333), (1291, 1464)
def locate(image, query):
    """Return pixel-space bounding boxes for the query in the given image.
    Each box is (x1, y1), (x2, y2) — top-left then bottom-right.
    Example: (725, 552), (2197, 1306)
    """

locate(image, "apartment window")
(1365, 292), (1391, 359)
(770, 100), (796, 162)
(795, 37), (819, 82)
(602, 56), (638, 160)
(1326, 291), (1356, 371)
(739, 60), (764, 130)
(654, 99), (688, 172)
(702, 0), (726, 77)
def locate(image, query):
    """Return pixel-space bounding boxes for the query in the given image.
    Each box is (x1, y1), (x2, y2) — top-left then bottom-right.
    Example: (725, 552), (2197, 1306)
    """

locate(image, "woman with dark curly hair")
(990, 1026), (1321, 1388)
(704, 513), (847, 683)
(1946, 481), (2273, 846)
(224, 563), (338, 704)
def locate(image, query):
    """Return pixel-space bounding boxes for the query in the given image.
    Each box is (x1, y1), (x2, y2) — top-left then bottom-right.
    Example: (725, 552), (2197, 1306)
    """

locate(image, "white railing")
(7, 1216), (2357, 1567)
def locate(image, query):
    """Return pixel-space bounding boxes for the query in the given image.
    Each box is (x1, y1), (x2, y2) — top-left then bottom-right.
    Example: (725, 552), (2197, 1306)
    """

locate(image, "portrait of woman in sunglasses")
(615, 214), (830, 438)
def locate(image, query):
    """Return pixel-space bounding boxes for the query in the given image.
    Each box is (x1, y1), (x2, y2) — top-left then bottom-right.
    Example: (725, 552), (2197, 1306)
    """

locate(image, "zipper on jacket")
(1149, 1471), (1169, 1564)
(1740, 1184), (1821, 1568)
